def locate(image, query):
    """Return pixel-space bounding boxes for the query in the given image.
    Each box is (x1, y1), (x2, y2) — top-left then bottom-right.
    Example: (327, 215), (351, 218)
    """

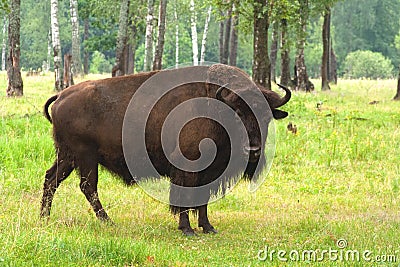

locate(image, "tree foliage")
(343, 50), (394, 79)
(333, 0), (400, 71)
(5, 0), (400, 82)
(0, 0), (8, 12)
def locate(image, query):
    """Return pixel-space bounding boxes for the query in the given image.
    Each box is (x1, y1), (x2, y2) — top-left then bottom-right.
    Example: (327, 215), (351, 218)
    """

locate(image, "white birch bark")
(200, 6), (212, 64)
(1, 17), (7, 71)
(144, 0), (154, 71)
(70, 0), (82, 75)
(189, 0), (198, 66)
(174, 3), (179, 68)
(50, 0), (63, 90)
(46, 28), (51, 72)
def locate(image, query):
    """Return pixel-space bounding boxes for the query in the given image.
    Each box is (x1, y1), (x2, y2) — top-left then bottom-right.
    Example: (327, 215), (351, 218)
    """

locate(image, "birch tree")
(50, 0), (63, 91)
(70, 0), (82, 76)
(143, 0), (154, 71)
(189, 0), (198, 66)
(46, 29), (51, 72)
(6, 0), (23, 96)
(153, 0), (167, 70)
(1, 16), (7, 71)
(112, 0), (130, 77)
(200, 6), (212, 64)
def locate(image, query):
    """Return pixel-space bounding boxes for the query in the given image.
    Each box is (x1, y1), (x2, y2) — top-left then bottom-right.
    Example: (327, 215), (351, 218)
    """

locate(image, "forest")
(2, 0), (400, 96)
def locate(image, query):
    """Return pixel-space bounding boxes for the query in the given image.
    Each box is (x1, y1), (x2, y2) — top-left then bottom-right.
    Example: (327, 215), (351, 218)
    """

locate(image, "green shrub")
(90, 51), (113, 74)
(343, 50), (394, 79)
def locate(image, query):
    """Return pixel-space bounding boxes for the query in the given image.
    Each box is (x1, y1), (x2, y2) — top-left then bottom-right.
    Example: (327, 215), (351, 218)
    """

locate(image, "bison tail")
(44, 95), (58, 123)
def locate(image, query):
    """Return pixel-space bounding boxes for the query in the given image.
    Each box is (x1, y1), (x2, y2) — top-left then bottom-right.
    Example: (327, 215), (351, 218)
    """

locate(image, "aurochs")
(40, 64), (291, 235)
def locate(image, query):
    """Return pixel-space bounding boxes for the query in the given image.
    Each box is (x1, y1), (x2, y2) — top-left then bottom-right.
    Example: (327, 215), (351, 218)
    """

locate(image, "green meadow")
(0, 72), (399, 266)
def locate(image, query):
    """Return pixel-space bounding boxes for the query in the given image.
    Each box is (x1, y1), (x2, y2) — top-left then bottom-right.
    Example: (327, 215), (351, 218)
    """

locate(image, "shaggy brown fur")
(40, 64), (291, 235)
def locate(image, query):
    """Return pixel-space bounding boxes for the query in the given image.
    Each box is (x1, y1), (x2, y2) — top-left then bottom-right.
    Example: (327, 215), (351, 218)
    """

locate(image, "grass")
(0, 72), (400, 266)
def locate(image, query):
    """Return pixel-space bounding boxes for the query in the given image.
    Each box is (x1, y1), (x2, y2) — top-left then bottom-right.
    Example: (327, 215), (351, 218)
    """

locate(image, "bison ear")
(272, 109), (288, 120)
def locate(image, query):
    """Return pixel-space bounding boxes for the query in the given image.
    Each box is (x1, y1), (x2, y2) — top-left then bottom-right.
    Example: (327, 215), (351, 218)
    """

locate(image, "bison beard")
(40, 64), (290, 236)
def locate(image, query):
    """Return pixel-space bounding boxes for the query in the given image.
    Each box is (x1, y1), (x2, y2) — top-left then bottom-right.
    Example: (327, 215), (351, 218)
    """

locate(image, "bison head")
(208, 64), (291, 179)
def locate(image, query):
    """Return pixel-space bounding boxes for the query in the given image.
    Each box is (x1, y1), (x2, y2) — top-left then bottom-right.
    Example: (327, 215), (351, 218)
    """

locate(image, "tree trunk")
(83, 18), (89, 75)
(153, 0), (167, 70)
(200, 6), (212, 64)
(127, 24), (137, 74)
(112, 0), (130, 77)
(295, 46), (311, 91)
(329, 43), (337, 84)
(189, 0), (198, 66)
(70, 0), (82, 76)
(127, 44), (134, 74)
(229, 4), (238, 66)
(50, 0), (63, 91)
(174, 3), (179, 68)
(295, 0), (312, 91)
(222, 4), (232, 65)
(63, 54), (73, 88)
(395, 67), (400, 100)
(1, 17), (7, 71)
(280, 19), (291, 87)
(143, 0), (154, 71)
(46, 29), (51, 72)
(321, 6), (331, 91)
(219, 12), (224, 64)
(252, 0), (271, 89)
(7, 0), (23, 97)
(270, 21), (279, 83)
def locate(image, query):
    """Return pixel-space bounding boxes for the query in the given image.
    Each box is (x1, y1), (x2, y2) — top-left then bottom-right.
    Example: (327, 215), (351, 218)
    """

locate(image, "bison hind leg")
(40, 158), (74, 218)
(76, 153), (111, 222)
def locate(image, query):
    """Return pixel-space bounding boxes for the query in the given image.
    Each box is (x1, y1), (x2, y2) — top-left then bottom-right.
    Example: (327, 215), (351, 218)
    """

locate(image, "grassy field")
(0, 72), (399, 266)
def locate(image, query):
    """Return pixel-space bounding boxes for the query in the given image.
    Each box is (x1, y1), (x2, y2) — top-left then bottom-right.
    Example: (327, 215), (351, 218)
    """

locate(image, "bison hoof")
(202, 226), (218, 234)
(95, 210), (111, 222)
(40, 210), (50, 219)
(180, 227), (196, 236)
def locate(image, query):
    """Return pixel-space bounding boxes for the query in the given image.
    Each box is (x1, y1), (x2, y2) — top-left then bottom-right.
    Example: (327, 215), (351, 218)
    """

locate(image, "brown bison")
(41, 64), (290, 235)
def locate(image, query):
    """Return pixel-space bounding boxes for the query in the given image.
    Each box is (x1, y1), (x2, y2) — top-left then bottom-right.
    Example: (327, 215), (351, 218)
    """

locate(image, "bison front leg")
(77, 157), (110, 221)
(178, 208), (196, 236)
(169, 170), (197, 236)
(41, 159), (74, 218)
(198, 205), (217, 234)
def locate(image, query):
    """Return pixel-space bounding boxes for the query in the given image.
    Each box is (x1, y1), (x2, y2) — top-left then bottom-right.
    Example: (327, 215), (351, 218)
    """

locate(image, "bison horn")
(216, 83), (229, 102)
(274, 84), (291, 108)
